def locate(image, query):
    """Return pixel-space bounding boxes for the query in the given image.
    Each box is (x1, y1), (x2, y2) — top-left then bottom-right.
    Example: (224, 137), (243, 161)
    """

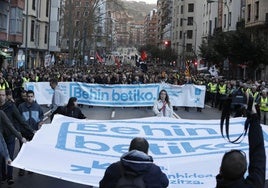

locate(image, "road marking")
(111, 110), (115, 119)
(173, 112), (181, 119)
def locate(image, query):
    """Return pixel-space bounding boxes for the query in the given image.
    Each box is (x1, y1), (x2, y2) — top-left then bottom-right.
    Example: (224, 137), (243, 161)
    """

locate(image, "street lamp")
(207, 0), (230, 31)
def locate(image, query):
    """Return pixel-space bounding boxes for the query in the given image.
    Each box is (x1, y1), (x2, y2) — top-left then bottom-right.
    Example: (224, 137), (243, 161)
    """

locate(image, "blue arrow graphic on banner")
(70, 164), (91, 174)
(92, 160), (111, 170)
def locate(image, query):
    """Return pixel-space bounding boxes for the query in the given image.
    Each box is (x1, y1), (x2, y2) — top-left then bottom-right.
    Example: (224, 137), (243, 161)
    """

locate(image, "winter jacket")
(216, 114), (266, 188)
(0, 101), (34, 139)
(0, 110), (23, 142)
(18, 101), (44, 131)
(99, 150), (169, 188)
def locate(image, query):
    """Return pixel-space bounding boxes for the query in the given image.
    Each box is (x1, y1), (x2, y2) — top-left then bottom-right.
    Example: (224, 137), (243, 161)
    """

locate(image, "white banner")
(25, 83), (205, 107)
(12, 116), (268, 187)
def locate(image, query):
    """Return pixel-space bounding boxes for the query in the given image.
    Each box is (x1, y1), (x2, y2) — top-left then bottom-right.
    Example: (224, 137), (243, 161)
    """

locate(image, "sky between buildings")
(124, 0), (157, 4)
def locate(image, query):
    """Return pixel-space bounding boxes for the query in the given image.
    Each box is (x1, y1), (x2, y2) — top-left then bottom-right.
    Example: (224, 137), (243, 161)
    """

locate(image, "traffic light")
(164, 40), (171, 48)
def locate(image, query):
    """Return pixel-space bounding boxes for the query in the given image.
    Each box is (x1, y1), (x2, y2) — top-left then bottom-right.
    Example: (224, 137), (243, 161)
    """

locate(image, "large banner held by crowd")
(12, 116), (268, 188)
(25, 82), (205, 107)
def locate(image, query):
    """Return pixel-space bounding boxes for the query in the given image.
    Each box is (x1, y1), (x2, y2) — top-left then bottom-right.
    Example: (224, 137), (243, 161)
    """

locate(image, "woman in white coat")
(153, 89), (173, 117)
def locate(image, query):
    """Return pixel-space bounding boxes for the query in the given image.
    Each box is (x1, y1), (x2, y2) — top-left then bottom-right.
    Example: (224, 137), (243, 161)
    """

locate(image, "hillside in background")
(121, 0), (156, 22)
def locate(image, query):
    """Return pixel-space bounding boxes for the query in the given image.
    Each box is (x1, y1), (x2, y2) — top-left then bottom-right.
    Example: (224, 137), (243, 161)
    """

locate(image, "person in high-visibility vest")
(259, 89), (268, 125)
(217, 80), (227, 110)
(208, 78), (218, 107)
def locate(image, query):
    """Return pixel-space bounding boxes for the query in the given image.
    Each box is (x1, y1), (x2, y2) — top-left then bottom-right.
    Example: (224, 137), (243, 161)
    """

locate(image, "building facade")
(20, 0), (51, 68)
(157, 0), (173, 48)
(245, 0), (268, 81)
(144, 9), (158, 46)
(0, 0), (24, 68)
(172, 0), (204, 68)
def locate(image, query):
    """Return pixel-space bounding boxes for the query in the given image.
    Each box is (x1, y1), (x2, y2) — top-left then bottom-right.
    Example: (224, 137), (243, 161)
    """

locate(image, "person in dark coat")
(0, 89), (33, 183)
(52, 97), (86, 120)
(0, 110), (27, 184)
(99, 137), (169, 188)
(216, 94), (266, 188)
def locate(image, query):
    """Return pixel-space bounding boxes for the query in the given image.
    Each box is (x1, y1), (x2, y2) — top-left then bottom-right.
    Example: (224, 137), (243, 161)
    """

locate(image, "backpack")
(116, 162), (146, 188)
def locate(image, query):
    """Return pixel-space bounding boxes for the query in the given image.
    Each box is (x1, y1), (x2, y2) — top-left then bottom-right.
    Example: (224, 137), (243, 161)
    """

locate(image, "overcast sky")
(124, 0), (157, 4)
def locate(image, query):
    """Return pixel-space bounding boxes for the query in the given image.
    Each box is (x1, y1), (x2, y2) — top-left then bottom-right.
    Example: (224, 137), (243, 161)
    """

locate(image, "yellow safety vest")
(219, 84), (226, 94)
(210, 83), (218, 93)
(0, 84), (6, 90)
(260, 97), (268, 111)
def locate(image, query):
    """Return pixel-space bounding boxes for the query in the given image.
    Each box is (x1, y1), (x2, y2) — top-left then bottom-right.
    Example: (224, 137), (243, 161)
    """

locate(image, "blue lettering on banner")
(26, 84), (34, 91)
(168, 173), (214, 185)
(195, 88), (201, 95)
(69, 83), (159, 106)
(55, 120), (268, 159)
(70, 161), (111, 174)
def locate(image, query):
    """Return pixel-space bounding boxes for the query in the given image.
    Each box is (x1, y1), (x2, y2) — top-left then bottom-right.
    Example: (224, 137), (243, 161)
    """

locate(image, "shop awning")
(0, 50), (11, 58)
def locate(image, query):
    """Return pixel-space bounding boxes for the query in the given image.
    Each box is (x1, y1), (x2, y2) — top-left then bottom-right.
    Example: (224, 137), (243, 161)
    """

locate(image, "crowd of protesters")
(0, 60), (267, 122)
(0, 59), (267, 186)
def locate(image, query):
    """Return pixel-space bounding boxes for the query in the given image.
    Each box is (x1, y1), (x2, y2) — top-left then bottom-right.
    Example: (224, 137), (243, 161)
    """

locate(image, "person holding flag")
(96, 51), (103, 63)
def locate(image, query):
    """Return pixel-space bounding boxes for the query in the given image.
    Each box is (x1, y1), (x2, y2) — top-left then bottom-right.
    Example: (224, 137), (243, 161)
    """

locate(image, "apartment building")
(0, 0), (24, 67)
(20, 0), (50, 68)
(245, 0), (268, 81)
(157, 0), (173, 47)
(129, 21), (144, 47)
(172, 0), (204, 68)
(144, 9), (158, 46)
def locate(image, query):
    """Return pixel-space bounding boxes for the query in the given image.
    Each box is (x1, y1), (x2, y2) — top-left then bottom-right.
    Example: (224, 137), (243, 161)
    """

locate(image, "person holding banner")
(216, 94), (266, 188)
(51, 97), (86, 120)
(153, 89), (174, 117)
(99, 137), (169, 188)
(49, 78), (65, 114)
(0, 110), (27, 185)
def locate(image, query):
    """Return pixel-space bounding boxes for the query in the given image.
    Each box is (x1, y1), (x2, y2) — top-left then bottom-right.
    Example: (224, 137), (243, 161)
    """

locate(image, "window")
(30, 20), (35, 41)
(188, 3), (194, 12)
(255, 1), (259, 20)
(181, 5), (184, 14)
(209, 20), (212, 35)
(32, 0), (36, 10)
(187, 30), (193, 39)
(44, 25), (48, 44)
(228, 12), (231, 26)
(224, 14), (226, 28)
(179, 31), (182, 39)
(186, 43), (192, 52)
(10, 8), (23, 34)
(76, 11), (80, 17)
(75, 40), (79, 47)
(247, 4), (251, 21)
(180, 18), (183, 26)
(188, 17), (193, 25)
(0, 12), (7, 29)
(46, 0), (49, 17)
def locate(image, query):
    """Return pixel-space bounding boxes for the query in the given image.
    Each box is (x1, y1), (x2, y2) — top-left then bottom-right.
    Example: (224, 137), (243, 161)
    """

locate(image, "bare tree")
(60, 0), (124, 65)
